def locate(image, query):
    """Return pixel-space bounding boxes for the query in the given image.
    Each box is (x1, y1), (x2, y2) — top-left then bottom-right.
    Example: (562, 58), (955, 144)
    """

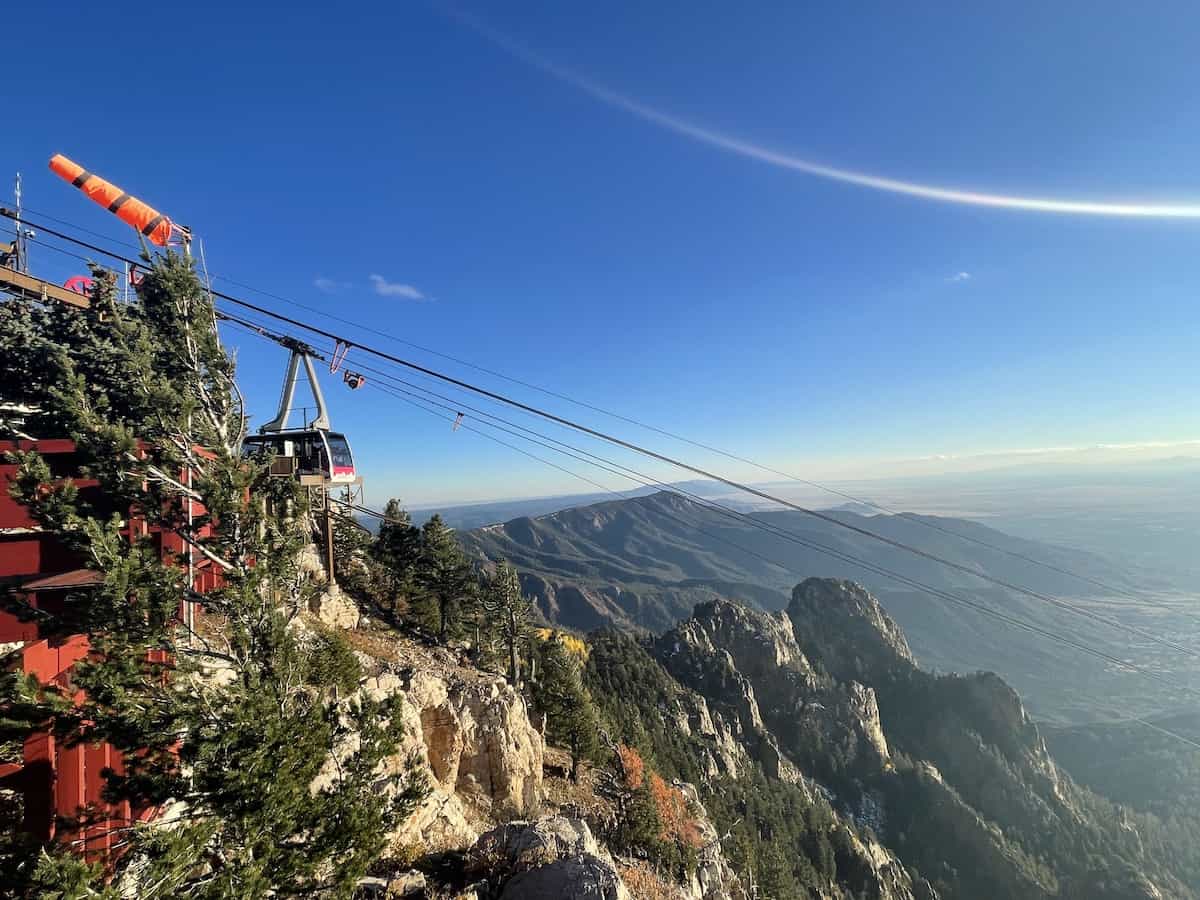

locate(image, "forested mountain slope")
(462, 491), (1188, 723)
(583, 579), (1191, 899)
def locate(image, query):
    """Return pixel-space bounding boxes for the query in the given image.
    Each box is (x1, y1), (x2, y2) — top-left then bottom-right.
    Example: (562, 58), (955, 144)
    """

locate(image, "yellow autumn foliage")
(534, 627), (589, 660)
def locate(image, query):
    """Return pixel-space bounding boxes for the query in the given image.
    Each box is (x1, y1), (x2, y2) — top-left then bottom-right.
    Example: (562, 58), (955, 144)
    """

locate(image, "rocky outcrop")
(409, 669), (542, 814)
(328, 572), (1178, 900)
(837, 826), (933, 900)
(676, 782), (747, 900)
(649, 586), (1155, 900)
(501, 857), (628, 900)
(787, 578), (914, 684)
(466, 816), (631, 900)
(672, 691), (746, 780)
(362, 658), (544, 852)
(311, 583), (361, 630)
(657, 598), (891, 779)
(296, 543), (361, 628)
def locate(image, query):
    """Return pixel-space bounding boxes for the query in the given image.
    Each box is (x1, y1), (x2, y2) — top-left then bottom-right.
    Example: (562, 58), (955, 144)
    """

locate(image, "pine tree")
(413, 514), (475, 641)
(0, 265), (137, 440)
(369, 498), (421, 621)
(617, 777), (664, 856)
(330, 504), (376, 599)
(0, 255), (425, 897)
(532, 633), (601, 781)
(478, 561), (532, 685)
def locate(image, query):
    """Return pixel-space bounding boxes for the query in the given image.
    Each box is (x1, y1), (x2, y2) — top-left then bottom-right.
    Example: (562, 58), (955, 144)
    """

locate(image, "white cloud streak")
(946, 271), (971, 283)
(913, 439), (1200, 462)
(313, 276), (350, 293)
(448, 8), (1200, 219)
(369, 274), (427, 300)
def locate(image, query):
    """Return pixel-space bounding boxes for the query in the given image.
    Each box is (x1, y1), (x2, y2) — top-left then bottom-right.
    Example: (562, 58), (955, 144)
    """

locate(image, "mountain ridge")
(461, 490), (1190, 724)
(582, 577), (1189, 898)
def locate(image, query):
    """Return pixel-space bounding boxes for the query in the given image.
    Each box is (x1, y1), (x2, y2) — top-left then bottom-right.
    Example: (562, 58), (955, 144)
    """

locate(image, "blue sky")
(6, 2), (1200, 505)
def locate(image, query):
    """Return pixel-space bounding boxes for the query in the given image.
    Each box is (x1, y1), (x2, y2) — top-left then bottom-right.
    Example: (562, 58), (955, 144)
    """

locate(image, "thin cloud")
(447, 8), (1200, 219)
(369, 274), (427, 301)
(914, 439), (1200, 462)
(946, 271), (972, 283)
(314, 277), (351, 293)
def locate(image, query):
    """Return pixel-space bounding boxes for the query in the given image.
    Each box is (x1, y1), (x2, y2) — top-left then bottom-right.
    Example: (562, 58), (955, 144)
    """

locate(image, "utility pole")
(323, 488), (336, 586)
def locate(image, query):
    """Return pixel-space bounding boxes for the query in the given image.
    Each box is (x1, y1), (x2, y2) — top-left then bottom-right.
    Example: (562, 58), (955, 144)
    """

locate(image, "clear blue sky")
(6, 2), (1200, 505)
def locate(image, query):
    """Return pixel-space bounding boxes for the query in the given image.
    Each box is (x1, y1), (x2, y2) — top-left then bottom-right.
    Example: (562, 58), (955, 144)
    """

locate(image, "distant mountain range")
(413, 479), (757, 530)
(461, 490), (1200, 725)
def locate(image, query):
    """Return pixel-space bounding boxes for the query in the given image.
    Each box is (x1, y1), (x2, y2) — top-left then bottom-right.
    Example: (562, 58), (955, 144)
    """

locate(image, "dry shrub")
(387, 837), (426, 868)
(618, 743), (646, 790)
(649, 773), (703, 849)
(340, 626), (402, 662)
(618, 861), (687, 900)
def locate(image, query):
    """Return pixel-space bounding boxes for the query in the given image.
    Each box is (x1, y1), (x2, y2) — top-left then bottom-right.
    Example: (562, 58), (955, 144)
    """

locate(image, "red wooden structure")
(0, 439), (219, 858)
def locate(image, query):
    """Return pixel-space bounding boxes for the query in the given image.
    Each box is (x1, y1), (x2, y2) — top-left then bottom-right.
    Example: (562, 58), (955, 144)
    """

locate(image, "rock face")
(328, 572), (1180, 900)
(501, 857), (628, 900)
(312, 583), (361, 630)
(839, 826), (931, 900)
(787, 578), (915, 683)
(365, 660), (544, 851)
(466, 816), (631, 900)
(649, 598), (935, 899)
(409, 669), (542, 814)
(672, 690), (746, 781)
(657, 598), (892, 780)
(646, 586), (1162, 899)
(677, 782), (747, 900)
(296, 543), (361, 628)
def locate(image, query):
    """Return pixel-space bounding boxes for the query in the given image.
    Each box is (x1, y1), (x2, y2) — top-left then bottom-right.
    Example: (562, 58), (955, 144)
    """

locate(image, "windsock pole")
(13, 173), (28, 273)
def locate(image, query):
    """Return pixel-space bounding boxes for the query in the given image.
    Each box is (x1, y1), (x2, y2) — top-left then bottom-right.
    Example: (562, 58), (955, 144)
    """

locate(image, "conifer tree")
(370, 498), (421, 621)
(0, 255), (425, 897)
(413, 514), (475, 641)
(531, 633), (601, 781)
(479, 561), (532, 685)
(330, 504), (376, 599)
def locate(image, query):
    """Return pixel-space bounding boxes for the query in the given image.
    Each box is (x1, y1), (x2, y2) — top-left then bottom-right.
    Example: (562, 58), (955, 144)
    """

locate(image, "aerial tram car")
(241, 339), (360, 487)
(39, 152), (362, 490)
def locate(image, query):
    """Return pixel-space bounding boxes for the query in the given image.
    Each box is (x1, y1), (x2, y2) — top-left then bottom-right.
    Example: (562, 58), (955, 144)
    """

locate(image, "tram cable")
(15, 213), (1200, 677)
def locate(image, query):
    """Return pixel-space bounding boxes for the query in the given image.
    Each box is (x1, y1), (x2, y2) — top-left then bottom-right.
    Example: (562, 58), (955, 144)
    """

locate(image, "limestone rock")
(656, 610), (770, 741)
(657, 598), (890, 778)
(499, 856), (629, 900)
(676, 782), (748, 900)
(837, 826), (928, 900)
(294, 542), (360, 628)
(467, 816), (630, 900)
(842, 680), (890, 766)
(468, 815), (604, 872)
(312, 583), (360, 630)
(674, 690), (746, 780)
(386, 870), (427, 897)
(367, 664), (544, 853)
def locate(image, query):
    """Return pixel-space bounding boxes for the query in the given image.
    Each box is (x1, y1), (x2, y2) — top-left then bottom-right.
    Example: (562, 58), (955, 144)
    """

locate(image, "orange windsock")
(48, 154), (174, 247)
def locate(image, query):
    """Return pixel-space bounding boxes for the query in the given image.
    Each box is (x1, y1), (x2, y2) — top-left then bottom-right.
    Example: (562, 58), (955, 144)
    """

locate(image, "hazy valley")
(457, 485), (1200, 727)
